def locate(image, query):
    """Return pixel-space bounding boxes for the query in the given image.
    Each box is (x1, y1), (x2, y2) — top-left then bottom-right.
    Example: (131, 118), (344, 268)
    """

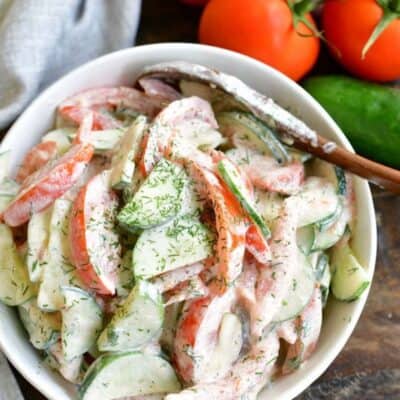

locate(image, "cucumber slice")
(98, 280), (163, 352)
(61, 287), (103, 361)
(315, 201), (343, 232)
(255, 190), (283, 226)
(312, 206), (349, 251)
(217, 111), (290, 164)
(331, 244), (370, 302)
(284, 146), (312, 163)
(310, 251), (332, 306)
(310, 158), (347, 196)
(160, 303), (182, 357)
(180, 175), (204, 216)
(312, 252), (329, 281)
(115, 250), (135, 297)
(113, 106), (142, 124)
(38, 199), (82, 311)
(60, 355), (84, 384)
(297, 225), (315, 255)
(217, 159), (270, 238)
(133, 214), (214, 279)
(0, 224), (34, 306)
(0, 177), (19, 196)
(48, 341), (84, 384)
(0, 195), (12, 213)
(319, 258), (332, 306)
(118, 159), (188, 231)
(43, 350), (61, 371)
(273, 250), (315, 322)
(0, 150), (11, 181)
(110, 115), (147, 190)
(27, 207), (52, 282)
(18, 298), (61, 350)
(41, 128), (74, 154)
(170, 120), (225, 160)
(79, 352), (181, 400)
(68, 129), (126, 153)
(291, 177), (339, 228)
(207, 313), (243, 380)
(0, 177), (19, 213)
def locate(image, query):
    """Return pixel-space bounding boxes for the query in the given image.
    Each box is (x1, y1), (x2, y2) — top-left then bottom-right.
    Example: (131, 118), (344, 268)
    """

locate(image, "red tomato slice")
(140, 97), (217, 176)
(282, 288), (322, 374)
(69, 170), (121, 295)
(164, 276), (208, 306)
(2, 143), (94, 227)
(245, 224), (271, 265)
(244, 157), (304, 195)
(73, 112), (94, 144)
(59, 105), (121, 131)
(59, 87), (166, 130)
(211, 151), (269, 265)
(138, 78), (182, 102)
(190, 163), (247, 291)
(16, 141), (58, 184)
(173, 288), (235, 383)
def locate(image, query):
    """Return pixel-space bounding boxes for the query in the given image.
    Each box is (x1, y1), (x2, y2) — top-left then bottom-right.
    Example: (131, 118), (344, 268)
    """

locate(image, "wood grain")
(10, 0), (400, 399)
(292, 136), (400, 194)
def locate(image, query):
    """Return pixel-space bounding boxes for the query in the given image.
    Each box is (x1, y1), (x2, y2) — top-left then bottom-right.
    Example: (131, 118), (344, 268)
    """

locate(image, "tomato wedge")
(173, 288), (235, 383)
(70, 170), (121, 295)
(190, 163), (247, 291)
(212, 150), (271, 265)
(2, 143), (94, 227)
(140, 97), (217, 176)
(282, 288), (322, 374)
(59, 87), (165, 130)
(73, 112), (94, 144)
(15, 141), (58, 184)
(233, 150), (305, 195)
(138, 78), (182, 102)
(59, 105), (121, 131)
(245, 224), (271, 265)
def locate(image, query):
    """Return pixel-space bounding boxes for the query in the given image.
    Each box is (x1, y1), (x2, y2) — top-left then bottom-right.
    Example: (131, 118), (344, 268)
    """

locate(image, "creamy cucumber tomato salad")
(0, 63), (369, 400)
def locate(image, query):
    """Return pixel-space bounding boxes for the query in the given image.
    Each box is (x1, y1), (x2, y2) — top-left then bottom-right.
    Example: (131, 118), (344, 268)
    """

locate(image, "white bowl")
(0, 43), (377, 400)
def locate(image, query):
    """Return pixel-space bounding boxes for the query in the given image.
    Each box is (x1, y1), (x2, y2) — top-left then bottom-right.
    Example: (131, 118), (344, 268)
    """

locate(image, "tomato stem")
(287, 0), (323, 39)
(390, 0), (400, 12)
(362, 4), (399, 59)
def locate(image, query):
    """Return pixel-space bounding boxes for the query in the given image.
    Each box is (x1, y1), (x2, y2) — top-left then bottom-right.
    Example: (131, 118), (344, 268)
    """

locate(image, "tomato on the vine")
(198, 0), (320, 81)
(323, 0), (400, 82)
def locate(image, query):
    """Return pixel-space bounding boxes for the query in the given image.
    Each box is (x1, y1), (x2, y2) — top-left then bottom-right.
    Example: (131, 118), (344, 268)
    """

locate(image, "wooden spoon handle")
(293, 134), (400, 194)
(139, 62), (400, 193)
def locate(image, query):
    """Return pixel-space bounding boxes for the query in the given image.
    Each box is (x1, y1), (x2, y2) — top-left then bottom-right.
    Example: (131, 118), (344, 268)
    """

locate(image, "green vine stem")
(287, 0), (324, 40)
(362, 0), (400, 58)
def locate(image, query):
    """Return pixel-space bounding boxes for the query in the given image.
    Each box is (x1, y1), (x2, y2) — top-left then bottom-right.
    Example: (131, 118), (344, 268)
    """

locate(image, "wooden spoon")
(138, 61), (400, 194)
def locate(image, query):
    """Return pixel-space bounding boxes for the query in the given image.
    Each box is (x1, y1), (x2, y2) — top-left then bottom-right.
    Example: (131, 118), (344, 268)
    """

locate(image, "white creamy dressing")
(140, 61), (319, 147)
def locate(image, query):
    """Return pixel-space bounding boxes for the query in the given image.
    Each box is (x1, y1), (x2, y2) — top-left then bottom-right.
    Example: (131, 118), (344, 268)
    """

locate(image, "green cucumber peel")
(217, 159), (271, 239)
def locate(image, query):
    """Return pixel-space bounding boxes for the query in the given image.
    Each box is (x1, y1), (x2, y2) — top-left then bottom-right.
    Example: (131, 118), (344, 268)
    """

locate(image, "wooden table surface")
(14, 1), (400, 399)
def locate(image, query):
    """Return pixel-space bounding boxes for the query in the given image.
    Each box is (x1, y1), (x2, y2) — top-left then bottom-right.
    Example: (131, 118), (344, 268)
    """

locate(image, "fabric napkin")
(0, 1), (142, 397)
(0, 352), (24, 400)
(0, 0), (142, 131)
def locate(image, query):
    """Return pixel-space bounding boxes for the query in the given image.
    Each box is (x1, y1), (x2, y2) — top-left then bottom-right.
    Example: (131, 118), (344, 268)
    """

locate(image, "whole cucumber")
(303, 75), (400, 169)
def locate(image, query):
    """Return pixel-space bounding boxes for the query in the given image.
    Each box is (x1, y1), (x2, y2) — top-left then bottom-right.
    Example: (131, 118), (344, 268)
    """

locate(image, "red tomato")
(2, 143), (94, 227)
(199, 0), (320, 81)
(323, 0), (400, 82)
(15, 141), (58, 184)
(70, 171), (121, 296)
(245, 224), (271, 265)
